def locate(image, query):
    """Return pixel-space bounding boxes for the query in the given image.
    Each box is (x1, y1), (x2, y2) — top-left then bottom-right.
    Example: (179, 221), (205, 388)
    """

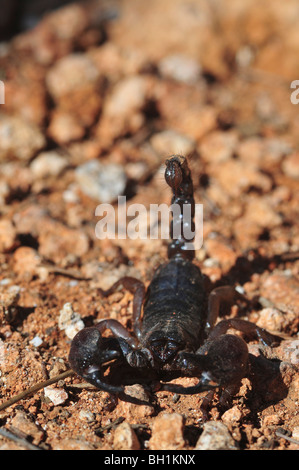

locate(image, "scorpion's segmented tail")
(165, 155), (195, 261)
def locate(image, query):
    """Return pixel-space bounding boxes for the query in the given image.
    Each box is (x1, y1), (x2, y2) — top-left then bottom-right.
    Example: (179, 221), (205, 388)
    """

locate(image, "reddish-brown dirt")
(0, 0), (298, 450)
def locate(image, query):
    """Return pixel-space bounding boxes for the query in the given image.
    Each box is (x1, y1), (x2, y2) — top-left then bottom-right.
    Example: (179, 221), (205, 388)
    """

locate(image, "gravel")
(75, 159), (127, 203)
(0, 0), (298, 452)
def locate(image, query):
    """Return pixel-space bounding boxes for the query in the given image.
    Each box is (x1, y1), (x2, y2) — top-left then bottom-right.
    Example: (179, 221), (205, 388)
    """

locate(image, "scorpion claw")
(84, 366), (124, 394)
(68, 326), (125, 393)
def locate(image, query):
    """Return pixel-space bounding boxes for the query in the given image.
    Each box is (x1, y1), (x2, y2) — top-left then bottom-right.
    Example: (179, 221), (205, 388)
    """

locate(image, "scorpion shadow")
(218, 248), (299, 288)
(246, 352), (288, 413)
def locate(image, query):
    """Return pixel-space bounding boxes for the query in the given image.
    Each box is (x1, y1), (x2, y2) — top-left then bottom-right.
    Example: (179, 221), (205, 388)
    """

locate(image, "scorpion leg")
(205, 286), (282, 346)
(206, 318), (282, 347)
(98, 276), (146, 340)
(205, 285), (248, 336)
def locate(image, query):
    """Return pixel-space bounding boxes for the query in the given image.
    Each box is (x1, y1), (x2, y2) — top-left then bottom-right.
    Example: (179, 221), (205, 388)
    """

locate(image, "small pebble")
(10, 410), (44, 445)
(263, 138), (292, 164)
(213, 161), (272, 197)
(12, 247), (41, 279)
(103, 75), (148, 118)
(30, 151), (68, 178)
(0, 180), (10, 205)
(29, 336), (44, 348)
(46, 53), (100, 99)
(150, 129), (196, 156)
(261, 271), (299, 313)
(95, 75), (149, 144)
(63, 184), (80, 203)
(117, 384), (154, 420)
(199, 130), (238, 163)
(79, 410), (96, 423)
(47, 110), (85, 145)
(0, 219), (17, 252)
(75, 159), (127, 203)
(113, 421), (140, 450)
(256, 307), (292, 332)
(221, 405), (243, 424)
(205, 238), (237, 269)
(37, 219), (90, 263)
(0, 115), (45, 161)
(58, 302), (85, 339)
(282, 152), (299, 179)
(292, 426), (299, 440)
(195, 421), (239, 450)
(244, 198), (282, 229)
(158, 54), (201, 84)
(278, 339), (299, 365)
(149, 413), (185, 450)
(44, 386), (68, 406)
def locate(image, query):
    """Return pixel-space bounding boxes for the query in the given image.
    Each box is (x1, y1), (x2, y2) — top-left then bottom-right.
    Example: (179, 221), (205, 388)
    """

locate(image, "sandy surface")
(0, 0), (298, 450)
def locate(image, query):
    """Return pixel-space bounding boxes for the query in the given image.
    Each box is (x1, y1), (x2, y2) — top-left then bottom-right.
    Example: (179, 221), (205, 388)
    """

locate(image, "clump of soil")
(0, 0), (298, 450)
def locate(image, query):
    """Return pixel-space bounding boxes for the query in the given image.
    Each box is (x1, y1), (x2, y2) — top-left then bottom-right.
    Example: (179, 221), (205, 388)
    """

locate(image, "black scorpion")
(69, 155), (281, 404)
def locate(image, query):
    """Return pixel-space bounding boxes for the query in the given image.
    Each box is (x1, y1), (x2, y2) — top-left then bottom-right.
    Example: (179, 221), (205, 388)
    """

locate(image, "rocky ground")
(0, 0), (298, 451)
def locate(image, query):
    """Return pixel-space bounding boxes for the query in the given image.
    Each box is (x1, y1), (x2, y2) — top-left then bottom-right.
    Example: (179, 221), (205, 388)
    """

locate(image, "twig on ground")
(0, 369), (74, 412)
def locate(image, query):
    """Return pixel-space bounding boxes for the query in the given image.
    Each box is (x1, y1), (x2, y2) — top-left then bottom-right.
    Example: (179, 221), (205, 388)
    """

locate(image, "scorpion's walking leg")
(206, 286), (281, 346)
(98, 276), (146, 339)
(200, 390), (215, 422)
(206, 318), (282, 347)
(205, 285), (248, 335)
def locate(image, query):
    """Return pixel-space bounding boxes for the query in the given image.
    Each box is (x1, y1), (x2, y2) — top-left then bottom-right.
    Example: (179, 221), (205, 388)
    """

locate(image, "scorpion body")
(140, 156), (205, 366)
(69, 155), (281, 403)
(141, 257), (205, 364)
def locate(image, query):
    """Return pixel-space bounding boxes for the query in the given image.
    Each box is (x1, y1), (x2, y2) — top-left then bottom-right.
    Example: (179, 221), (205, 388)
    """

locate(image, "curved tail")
(164, 155), (195, 260)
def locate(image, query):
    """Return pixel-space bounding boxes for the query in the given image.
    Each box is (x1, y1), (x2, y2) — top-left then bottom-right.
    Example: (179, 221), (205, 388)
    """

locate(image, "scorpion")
(69, 155), (282, 409)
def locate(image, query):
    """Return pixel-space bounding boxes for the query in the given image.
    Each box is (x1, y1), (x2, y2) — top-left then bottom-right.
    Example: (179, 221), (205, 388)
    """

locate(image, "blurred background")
(0, 0), (299, 451)
(0, 0), (298, 238)
(0, 0), (299, 255)
(0, 0), (76, 40)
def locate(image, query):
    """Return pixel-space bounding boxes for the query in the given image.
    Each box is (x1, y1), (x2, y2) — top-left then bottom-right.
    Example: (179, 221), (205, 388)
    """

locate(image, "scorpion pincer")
(69, 155), (282, 404)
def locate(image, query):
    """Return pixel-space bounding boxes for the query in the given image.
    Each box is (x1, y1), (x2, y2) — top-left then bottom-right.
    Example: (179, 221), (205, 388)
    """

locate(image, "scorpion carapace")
(69, 155), (282, 402)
